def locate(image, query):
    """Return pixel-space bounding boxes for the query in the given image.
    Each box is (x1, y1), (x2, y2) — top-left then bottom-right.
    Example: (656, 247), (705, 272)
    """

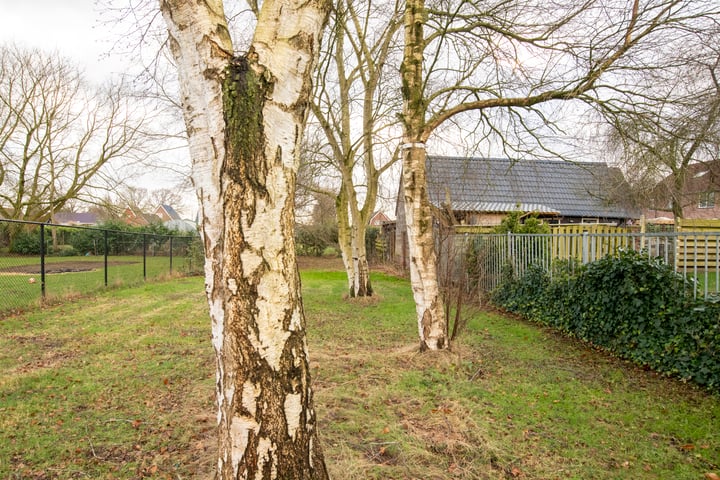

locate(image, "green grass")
(1, 265), (719, 479)
(0, 255), (197, 315)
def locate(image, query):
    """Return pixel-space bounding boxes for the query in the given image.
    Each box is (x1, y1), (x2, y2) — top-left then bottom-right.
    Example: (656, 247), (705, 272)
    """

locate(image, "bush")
(51, 245), (77, 256)
(10, 228), (44, 254)
(494, 210), (551, 235)
(492, 249), (720, 391)
(321, 246), (339, 258)
(183, 236), (205, 275)
(295, 223), (338, 257)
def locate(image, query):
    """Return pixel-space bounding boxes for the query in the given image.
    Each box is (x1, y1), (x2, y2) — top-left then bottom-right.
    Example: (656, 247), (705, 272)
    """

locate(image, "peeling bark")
(160, 0), (330, 478)
(401, 145), (447, 350)
(400, 0), (448, 350)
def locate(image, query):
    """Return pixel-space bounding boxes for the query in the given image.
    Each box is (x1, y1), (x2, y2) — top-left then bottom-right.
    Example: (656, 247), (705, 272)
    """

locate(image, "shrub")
(492, 249), (720, 391)
(51, 245), (78, 256)
(183, 236), (205, 275)
(295, 223), (338, 257)
(10, 228), (44, 254)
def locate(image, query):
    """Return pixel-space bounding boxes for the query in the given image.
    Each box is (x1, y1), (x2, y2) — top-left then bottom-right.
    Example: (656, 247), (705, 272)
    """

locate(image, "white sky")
(0, 1), (198, 216)
(0, 0), (128, 83)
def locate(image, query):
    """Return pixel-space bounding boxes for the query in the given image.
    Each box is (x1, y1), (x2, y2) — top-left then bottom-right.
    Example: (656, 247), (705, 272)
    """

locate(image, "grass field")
(0, 262), (719, 479)
(0, 255), (199, 315)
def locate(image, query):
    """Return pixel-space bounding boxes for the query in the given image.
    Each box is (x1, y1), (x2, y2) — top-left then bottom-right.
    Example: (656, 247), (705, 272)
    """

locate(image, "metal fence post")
(582, 231), (589, 265)
(169, 236), (174, 274)
(507, 231), (514, 272)
(104, 230), (108, 287)
(143, 234), (147, 281)
(40, 223), (46, 300)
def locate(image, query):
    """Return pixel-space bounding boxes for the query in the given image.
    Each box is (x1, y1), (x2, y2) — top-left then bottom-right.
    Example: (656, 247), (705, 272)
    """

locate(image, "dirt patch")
(0, 260), (136, 275)
(297, 256), (344, 270)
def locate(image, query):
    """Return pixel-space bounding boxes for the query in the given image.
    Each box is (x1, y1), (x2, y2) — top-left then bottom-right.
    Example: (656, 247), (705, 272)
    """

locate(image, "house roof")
(164, 218), (198, 233)
(369, 211), (391, 226)
(426, 156), (639, 220)
(158, 204), (182, 220)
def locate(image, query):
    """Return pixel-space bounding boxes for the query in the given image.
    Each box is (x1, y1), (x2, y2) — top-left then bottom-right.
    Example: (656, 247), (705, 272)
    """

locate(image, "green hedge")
(295, 223), (338, 257)
(8, 221), (198, 256)
(492, 249), (720, 391)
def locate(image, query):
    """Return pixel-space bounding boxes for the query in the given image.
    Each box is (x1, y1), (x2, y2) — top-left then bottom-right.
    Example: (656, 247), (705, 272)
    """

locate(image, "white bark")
(401, 145), (448, 350)
(160, 0), (330, 478)
(400, 0), (449, 350)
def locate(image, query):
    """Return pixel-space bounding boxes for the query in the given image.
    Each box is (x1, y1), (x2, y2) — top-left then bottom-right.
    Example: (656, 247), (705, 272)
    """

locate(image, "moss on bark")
(222, 55), (273, 198)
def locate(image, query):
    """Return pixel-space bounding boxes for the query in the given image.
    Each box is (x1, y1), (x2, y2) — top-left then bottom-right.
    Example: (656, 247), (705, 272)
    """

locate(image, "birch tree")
(309, 0), (403, 297)
(400, 0), (720, 350)
(159, 1), (330, 478)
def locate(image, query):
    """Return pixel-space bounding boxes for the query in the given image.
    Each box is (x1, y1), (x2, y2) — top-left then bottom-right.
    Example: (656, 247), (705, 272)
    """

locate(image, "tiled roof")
(426, 156), (638, 219)
(160, 204), (182, 220)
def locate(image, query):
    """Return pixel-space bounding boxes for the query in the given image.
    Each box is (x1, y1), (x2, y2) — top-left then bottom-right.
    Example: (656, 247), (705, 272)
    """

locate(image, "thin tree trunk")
(671, 167), (686, 220)
(350, 221), (373, 297)
(400, 0), (448, 350)
(160, 1), (330, 478)
(336, 189), (355, 292)
(338, 177), (374, 297)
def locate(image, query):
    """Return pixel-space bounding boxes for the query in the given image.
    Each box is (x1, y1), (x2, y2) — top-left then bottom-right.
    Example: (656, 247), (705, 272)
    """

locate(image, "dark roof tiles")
(426, 156), (638, 219)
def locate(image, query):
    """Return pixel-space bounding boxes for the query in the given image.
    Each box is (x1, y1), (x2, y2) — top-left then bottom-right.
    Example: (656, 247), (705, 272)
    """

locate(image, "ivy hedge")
(492, 249), (720, 391)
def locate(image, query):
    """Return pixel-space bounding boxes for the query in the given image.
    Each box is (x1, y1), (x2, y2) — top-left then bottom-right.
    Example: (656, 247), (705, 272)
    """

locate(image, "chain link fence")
(0, 218), (203, 317)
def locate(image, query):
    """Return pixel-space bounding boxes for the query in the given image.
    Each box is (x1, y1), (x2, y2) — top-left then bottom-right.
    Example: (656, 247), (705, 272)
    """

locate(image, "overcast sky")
(0, 0), (127, 83)
(0, 1), (199, 215)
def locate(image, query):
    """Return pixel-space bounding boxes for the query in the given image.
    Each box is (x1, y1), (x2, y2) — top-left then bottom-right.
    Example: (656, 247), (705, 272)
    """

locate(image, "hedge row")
(492, 249), (720, 391)
(8, 220), (198, 256)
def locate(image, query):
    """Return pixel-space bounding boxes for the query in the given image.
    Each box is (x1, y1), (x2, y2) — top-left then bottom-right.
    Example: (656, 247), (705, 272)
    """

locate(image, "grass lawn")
(0, 261), (718, 479)
(0, 255), (197, 316)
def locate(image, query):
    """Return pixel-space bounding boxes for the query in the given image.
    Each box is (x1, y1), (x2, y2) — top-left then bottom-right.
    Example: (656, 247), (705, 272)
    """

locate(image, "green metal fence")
(0, 219), (203, 316)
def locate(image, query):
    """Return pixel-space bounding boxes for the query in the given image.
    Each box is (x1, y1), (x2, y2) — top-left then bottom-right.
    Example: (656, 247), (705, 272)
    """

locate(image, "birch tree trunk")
(335, 188), (356, 292)
(160, 1), (330, 478)
(350, 221), (373, 297)
(336, 188), (373, 297)
(400, 0), (448, 350)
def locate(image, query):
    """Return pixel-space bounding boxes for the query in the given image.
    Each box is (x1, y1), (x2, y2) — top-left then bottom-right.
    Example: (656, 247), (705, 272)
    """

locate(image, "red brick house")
(645, 160), (720, 221)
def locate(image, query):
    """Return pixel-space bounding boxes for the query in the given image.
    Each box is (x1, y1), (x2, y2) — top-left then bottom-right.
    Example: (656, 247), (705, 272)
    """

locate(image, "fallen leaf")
(510, 466), (523, 477)
(704, 473), (720, 480)
(680, 444), (695, 451)
(132, 419), (142, 429)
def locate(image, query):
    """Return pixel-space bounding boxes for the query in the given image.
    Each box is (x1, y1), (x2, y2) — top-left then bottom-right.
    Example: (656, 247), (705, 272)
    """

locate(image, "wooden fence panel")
(675, 220), (720, 269)
(550, 225), (636, 262)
